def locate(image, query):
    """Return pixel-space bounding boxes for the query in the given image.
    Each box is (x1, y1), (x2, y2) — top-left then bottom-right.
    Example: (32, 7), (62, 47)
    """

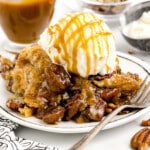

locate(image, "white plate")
(0, 52), (150, 133)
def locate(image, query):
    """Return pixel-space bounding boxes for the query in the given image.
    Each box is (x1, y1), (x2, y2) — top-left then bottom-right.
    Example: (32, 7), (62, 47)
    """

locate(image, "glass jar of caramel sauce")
(0, 0), (55, 44)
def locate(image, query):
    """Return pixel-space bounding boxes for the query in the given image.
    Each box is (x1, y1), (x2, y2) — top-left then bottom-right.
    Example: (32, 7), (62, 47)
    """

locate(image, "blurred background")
(54, 0), (150, 56)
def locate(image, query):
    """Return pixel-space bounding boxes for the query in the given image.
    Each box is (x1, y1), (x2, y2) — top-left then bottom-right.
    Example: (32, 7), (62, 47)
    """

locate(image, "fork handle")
(69, 105), (127, 150)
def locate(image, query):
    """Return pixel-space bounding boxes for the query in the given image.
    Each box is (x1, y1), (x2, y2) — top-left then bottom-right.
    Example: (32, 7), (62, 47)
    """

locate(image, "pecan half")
(141, 119), (150, 126)
(131, 128), (150, 150)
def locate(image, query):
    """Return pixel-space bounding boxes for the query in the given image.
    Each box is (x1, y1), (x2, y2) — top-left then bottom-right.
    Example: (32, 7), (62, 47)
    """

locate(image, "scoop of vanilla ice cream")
(39, 12), (118, 77)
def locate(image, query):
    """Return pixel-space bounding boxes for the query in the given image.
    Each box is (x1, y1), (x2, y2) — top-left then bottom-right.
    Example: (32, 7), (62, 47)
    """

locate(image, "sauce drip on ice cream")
(39, 12), (118, 77)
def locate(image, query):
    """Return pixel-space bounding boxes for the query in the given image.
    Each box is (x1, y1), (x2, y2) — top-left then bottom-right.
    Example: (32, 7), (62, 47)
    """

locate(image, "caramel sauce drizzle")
(48, 12), (114, 77)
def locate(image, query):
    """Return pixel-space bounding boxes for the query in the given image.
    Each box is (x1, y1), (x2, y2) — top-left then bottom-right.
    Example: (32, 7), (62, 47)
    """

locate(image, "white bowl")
(120, 0), (150, 51)
(80, 0), (132, 19)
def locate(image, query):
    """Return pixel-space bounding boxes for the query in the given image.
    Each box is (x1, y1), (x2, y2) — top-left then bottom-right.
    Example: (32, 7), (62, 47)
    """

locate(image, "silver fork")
(69, 75), (150, 150)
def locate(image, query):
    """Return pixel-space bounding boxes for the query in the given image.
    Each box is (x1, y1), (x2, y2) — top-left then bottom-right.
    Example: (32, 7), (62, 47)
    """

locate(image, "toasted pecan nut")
(101, 88), (119, 101)
(141, 119), (150, 126)
(43, 106), (65, 124)
(131, 128), (150, 150)
(6, 98), (24, 111)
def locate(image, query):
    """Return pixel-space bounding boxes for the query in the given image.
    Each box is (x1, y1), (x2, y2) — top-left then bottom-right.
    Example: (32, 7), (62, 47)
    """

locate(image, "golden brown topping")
(19, 106), (34, 117)
(93, 73), (142, 91)
(105, 102), (118, 114)
(11, 45), (52, 108)
(131, 128), (150, 150)
(0, 55), (14, 79)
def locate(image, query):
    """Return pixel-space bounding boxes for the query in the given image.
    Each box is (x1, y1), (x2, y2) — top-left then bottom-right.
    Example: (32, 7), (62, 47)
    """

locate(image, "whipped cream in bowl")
(120, 0), (150, 51)
(123, 11), (150, 39)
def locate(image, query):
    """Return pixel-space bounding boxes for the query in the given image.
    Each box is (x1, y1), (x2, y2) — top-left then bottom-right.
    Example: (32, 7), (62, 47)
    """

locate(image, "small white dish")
(120, 0), (150, 51)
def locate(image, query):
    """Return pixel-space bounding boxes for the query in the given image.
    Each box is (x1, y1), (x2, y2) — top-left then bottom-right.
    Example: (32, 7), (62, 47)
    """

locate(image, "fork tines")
(131, 75), (150, 105)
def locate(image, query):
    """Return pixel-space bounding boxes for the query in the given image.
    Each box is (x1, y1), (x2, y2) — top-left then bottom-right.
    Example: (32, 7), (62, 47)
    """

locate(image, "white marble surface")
(0, 0), (150, 150)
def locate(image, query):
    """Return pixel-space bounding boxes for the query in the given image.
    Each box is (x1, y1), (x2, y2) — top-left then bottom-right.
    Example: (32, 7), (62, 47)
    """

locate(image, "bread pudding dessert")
(0, 12), (142, 124)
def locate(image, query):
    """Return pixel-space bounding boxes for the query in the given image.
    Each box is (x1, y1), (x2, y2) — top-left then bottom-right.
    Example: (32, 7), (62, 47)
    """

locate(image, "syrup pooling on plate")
(39, 12), (118, 77)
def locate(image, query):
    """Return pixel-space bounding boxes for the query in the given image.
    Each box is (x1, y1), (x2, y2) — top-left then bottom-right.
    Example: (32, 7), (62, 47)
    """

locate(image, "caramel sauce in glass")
(0, 0), (55, 43)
